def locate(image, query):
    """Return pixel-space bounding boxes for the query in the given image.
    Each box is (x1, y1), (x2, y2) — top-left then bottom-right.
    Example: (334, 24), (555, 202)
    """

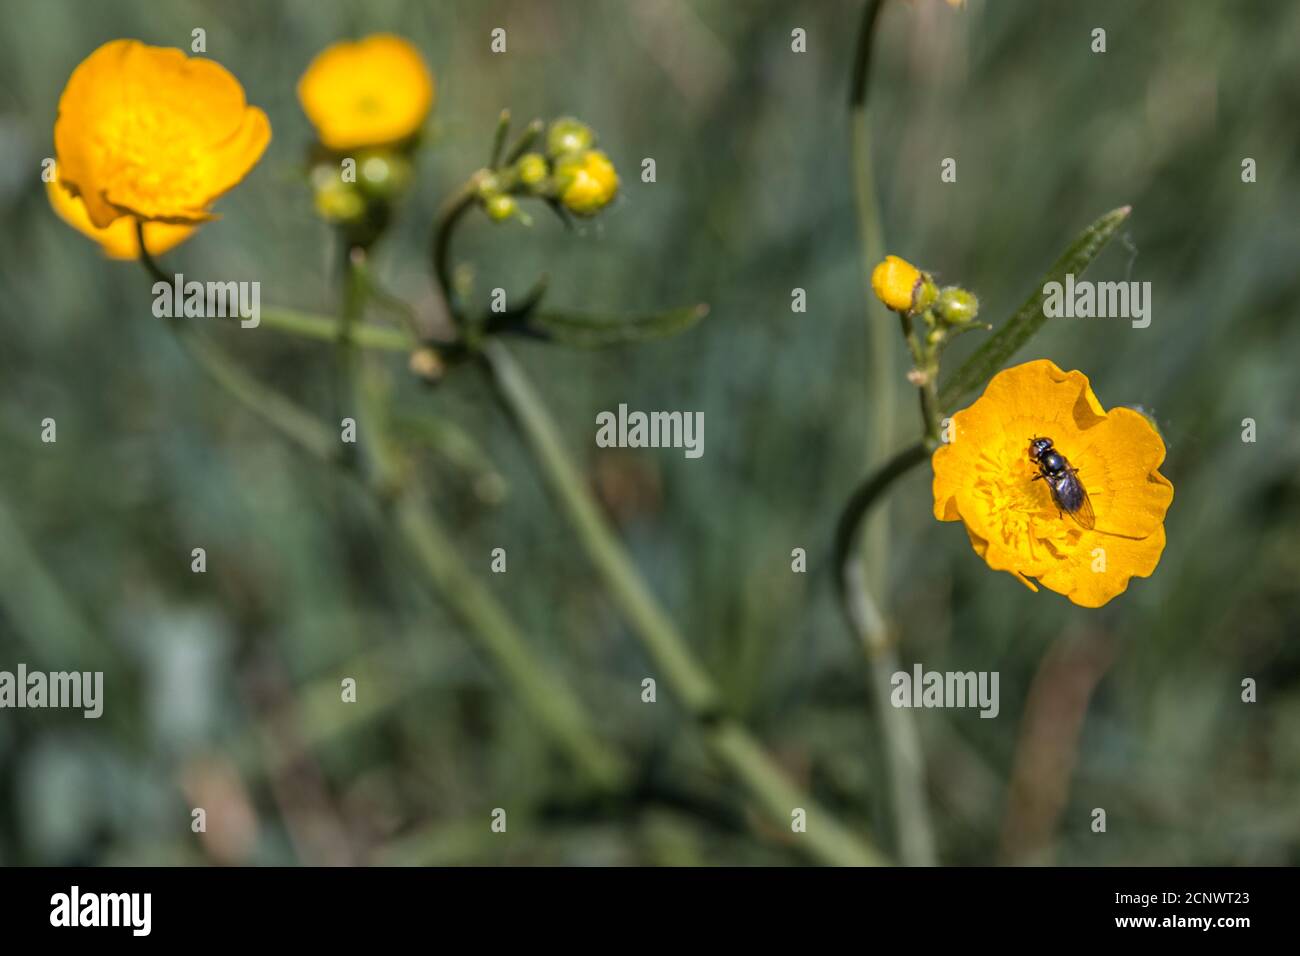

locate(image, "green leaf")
(528, 304), (710, 347)
(938, 205), (1132, 408)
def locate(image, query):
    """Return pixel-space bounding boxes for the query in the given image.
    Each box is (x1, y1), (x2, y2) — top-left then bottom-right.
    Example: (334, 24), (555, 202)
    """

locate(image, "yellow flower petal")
(46, 174), (196, 259)
(54, 40), (270, 228)
(932, 359), (1173, 607)
(298, 34), (434, 151)
(871, 255), (922, 312)
(556, 149), (619, 216)
(1069, 407), (1174, 539)
(1037, 526), (1167, 608)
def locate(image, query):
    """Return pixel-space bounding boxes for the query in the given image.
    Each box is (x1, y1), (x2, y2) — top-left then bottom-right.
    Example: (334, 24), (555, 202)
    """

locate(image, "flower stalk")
(135, 226), (629, 794)
(482, 339), (884, 866)
(846, 0), (937, 867)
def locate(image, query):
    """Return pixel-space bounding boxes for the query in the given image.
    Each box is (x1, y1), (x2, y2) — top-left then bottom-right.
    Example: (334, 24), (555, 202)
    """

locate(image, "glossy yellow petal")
(1069, 407), (1174, 538)
(46, 175), (196, 259)
(54, 40), (270, 227)
(870, 255), (922, 312)
(1037, 526), (1167, 608)
(931, 359), (1173, 608)
(298, 34), (434, 151)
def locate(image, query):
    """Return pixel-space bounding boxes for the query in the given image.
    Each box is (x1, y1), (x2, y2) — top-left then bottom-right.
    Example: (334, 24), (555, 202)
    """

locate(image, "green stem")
(847, 0), (937, 867)
(339, 252), (629, 792)
(483, 339), (885, 866)
(137, 223), (340, 461)
(259, 306), (413, 351)
(833, 442), (934, 867)
(391, 486), (629, 791)
(431, 173), (486, 323)
(489, 109), (511, 168)
(502, 118), (545, 165)
(850, 0), (895, 600)
(899, 312), (943, 445)
(136, 226), (626, 793)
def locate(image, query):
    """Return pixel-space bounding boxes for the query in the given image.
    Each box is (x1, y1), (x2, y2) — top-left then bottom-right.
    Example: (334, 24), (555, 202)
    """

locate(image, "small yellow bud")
(516, 152), (548, 188)
(484, 193), (519, 222)
(546, 117), (595, 158)
(870, 255), (923, 312)
(556, 149), (618, 216)
(313, 180), (365, 224)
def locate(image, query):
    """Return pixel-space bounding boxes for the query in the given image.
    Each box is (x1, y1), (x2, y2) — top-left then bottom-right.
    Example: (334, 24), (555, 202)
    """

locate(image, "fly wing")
(1068, 483), (1097, 530)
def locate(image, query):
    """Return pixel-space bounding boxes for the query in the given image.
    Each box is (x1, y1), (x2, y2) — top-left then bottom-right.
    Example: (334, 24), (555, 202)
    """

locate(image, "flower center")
(971, 445), (1081, 560)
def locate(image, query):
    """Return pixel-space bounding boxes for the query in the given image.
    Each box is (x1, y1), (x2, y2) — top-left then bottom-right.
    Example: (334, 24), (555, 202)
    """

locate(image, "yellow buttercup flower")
(556, 149), (618, 216)
(932, 359), (1173, 608)
(298, 34), (434, 151)
(54, 39), (270, 228)
(870, 255), (923, 312)
(46, 174), (195, 259)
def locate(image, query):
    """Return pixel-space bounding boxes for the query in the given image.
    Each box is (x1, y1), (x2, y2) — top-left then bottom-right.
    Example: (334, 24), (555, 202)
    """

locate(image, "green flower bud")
(516, 152), (549, 190)
(484, 193), (519, 222)
(313, 180), (365, 224)
(546, 117), (594, 158)
(935, 287), (980, 325)
(356, 150), (412, 200)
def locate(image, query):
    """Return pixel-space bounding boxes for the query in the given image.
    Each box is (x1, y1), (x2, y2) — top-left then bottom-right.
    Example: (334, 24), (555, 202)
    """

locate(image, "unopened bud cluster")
(869, 255), (987, 399)
(478, 117), (619, 225)
(309, 147), (416, 248)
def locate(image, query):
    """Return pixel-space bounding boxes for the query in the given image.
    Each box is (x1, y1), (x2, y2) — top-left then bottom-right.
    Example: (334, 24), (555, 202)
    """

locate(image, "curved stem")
(431, 173), (486, 323)
(833, 441), (928, 634)
(483, 339), (885, 866)
(833, 442), (935, 868)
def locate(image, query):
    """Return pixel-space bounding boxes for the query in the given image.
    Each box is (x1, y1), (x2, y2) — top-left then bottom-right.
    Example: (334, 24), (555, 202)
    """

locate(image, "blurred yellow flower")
(556, 149), (618, 216)
(46, 174), (195, 259)
(870, 255), (922, 312)
(298, 34), (434, 151)
(932, 360), (1173, 608)
(54, 39), (271, 228)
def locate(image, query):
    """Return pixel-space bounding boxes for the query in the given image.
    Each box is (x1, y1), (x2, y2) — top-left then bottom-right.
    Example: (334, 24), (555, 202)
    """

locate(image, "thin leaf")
(528, 304), (710, 347)
(939, 205), (1132, 407)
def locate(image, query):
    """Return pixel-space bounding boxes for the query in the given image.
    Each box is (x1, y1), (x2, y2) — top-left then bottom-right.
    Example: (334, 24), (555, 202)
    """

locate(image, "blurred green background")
(0, 0), (1296, 865)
